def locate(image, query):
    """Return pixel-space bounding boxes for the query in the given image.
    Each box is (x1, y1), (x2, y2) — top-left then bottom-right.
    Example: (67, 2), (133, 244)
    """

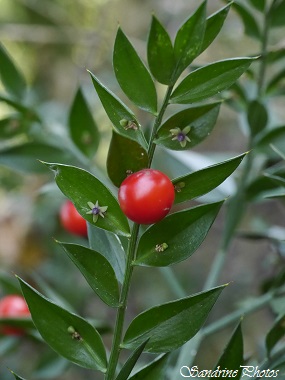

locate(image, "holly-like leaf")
(154, 102), (221, 151)
(43, 163), (130, 237)
(147, 16), (175, 85)
(134, 200), (224, 267)
(173, 153), (247, 203)
(0, 44), (26, 100)
(88, 224), (126, 284)
(170, 58), (254, 104)
(58, 242), (120, 307)
(129, 354), (169, 379)
(113, 28), (157, 114)
(89, 71), (147, 150)
(122, 285), (226, 352)
(214, 322), (243, 379)
(69, 87), (100, 158)
(266, 313), (285, 357)
(107, 131), (148, 187)
(200, 3), (231, 53)
(115, 340), (149, 380)
(232, 2), (261, 40)
(247, 99), (268, 137)
(173, 1), (206, 79)
(17, 276), (107, 372)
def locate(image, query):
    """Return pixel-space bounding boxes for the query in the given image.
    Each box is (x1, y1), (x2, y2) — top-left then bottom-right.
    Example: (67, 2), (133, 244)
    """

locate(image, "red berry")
(60, 200), (88, 237)
(0, 295), (30, 336)
(118, 169), (175, 224)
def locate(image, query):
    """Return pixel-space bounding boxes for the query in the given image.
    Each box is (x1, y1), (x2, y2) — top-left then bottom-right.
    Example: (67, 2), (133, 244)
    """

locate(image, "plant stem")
(105, 223), (140, 380)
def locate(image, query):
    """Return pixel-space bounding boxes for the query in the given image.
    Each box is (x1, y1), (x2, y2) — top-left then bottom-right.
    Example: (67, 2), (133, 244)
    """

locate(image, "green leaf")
(232, 2), (261, 40)
(266, 313), (285, 357)
(69, 88), (100, 158)
(115, 340), (149, 380)
(154, 102), (221, 151)
(58, 242), (120, 307)
(249, 0), (265, 12)
(0, 44), (26, 100)
(44, 163), (130, 237)
(10, 371), (26, 380)
(214, 322), (243, 378)
(107, 131), (148, 187)
(173, 1), (207, 79)
(270, 1), (285, 28)
(200, 2), (231, 53)
(0, 316), (34, 331)
(129, 354), (169, 379)
(147, 16), (175, 85)
(247, 99), (268, 137)
(17, 276), (107, 372)
(88, 224), (126, 284)
(173, 153), (247, 204)
(170, 58), (254, 104)
(113, 28), (157, 114)
(89, 71), (147, 150)
(134, 200), (224, 267)
(266, 67), (285, 95)
(122, 285), (226, 352)
(254, 126), (285, 149)
(0, 142), (76, 174)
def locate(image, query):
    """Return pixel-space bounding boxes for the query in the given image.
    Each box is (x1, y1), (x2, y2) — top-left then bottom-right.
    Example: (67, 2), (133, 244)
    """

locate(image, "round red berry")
(60, 200), (88, 237)
(0, 295), (30, 336)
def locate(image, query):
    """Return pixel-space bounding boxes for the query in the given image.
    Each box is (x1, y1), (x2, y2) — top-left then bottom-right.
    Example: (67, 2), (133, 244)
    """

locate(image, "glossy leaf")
(88, 223), (126, 284)
(122, 285), (226, 352)
(214, 322), (243, 378)
(173, 153), (247, 204)
(0, 44), (26, 99)
(147, 16), (175, 85)
(107, 131), (148, 187)
(173, 1), (206, 79)
(249, 0), (265, 12)
(200, 2), (231, 53)
(17, 276), (107, 372)
(170, 58), (254, 104)
(0, 142), (75, 174)
(44, 163), (130, 237)
(154, 102), (221, 150)
(115, 340), (149, 380)
(129, 354), (169, 379)
(69, 88), (100, 158)
(89, 71), (147, 150)
(10, 371), (26, 380)
(270, 1), (285, 28)
(247, 99), (268, 137)
(232, 2), (261, 40)
(134, 200), (224, 267)
(266, 313), (285, 356)
(58, 242), (120, 307)
(113, 28), (157, 114)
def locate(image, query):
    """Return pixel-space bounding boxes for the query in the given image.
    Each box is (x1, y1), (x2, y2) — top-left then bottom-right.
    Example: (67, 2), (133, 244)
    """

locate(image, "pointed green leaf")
(173, 1), (207, 79)
(122, 285), (226, 352)
(173, 153), (247, 203)
(266, 67), (285, 95)
(0, 44), (26, 99)
(254, 126), (285, 149)
(129, 354), (169, 379)
(147, 16), (175, 85)
(247, 99), (268, 137)
(69, 88), (100, 158)
(249, 0), (265, 12)
(58, 242), (120, 307)
(135, 200), (224, 267)
(214, 322), (243, 378)
(43, 163), (130, 237)
(107, 131), (148, 187)
(89, 71), (147, 150)
(10, 371), (26, 380)
(200, 3), (231, 53)
(154, 102), (221, 150)
(266, 313), (285, 356)
(270, 1), (285, 28)
(170, 58), (254, 104)
(115, 340), (149, 380)
(88, 224), (126, 284)
(17, 276), (107, 372)
(232, 3), (261, 40)
(113, 28), (157, 114)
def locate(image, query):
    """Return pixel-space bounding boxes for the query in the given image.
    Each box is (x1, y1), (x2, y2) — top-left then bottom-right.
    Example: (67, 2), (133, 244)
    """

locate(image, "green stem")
(105, 223), (140, 380)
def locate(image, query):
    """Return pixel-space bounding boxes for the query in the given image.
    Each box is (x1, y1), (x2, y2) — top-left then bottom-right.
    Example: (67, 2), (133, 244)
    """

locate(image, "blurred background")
(1, 0), (285, 378)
